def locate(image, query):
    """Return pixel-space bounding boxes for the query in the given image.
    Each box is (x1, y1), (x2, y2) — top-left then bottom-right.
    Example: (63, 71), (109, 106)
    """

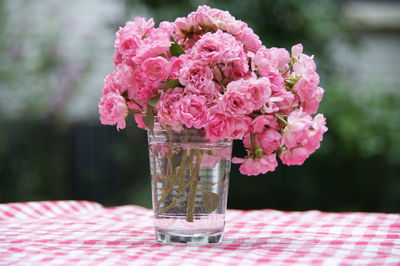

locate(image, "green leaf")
(143, 106), (154, 133)
(170, 43), (185, 57)
(203, 191), (220, 213)
(164, 79), (181, 90)
(149, 95), (160, 107)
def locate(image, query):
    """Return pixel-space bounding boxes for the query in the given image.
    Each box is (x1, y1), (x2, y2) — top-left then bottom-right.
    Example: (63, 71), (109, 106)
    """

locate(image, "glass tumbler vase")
(148, 123), (232, 244)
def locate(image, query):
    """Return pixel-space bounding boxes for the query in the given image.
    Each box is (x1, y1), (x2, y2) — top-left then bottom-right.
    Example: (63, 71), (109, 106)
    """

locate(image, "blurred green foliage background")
(1, 0), (399, 212)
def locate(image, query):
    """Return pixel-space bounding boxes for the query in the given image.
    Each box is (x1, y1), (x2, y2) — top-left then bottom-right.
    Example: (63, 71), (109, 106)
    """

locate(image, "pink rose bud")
(291, 44), (303, 58)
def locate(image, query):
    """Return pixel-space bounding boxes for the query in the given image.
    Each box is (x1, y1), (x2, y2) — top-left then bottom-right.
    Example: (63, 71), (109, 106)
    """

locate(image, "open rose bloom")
(98, 5), (328, 176)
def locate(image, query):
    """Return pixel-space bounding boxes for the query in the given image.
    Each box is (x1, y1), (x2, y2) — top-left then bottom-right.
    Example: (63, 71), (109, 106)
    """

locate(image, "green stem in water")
(157, 150), (192, 207)
(157, 152), (201, 215)
(156, 144), (199, 214)
(186, 151), (202, 222)
(186, 178), (199, 222)
(158, 194), (188, 215)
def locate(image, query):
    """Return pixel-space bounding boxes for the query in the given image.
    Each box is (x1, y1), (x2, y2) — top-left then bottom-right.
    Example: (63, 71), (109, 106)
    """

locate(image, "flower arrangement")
(98, 5), (327, 176)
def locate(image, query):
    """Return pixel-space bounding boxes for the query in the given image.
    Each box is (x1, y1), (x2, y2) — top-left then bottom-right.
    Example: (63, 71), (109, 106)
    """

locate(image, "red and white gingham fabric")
(0, 201), (399, 265)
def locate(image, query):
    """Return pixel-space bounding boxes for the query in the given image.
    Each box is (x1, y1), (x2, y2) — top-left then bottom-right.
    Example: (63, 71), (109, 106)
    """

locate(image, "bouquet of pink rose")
(98, 5), (327, 176)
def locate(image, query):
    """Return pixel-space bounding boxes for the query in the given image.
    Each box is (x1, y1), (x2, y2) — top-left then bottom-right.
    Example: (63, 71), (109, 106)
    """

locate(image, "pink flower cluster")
(99, 5), (328, 176)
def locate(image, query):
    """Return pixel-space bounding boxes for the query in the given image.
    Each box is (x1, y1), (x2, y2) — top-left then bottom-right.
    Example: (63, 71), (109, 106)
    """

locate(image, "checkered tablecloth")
(0, 201), (399, 265)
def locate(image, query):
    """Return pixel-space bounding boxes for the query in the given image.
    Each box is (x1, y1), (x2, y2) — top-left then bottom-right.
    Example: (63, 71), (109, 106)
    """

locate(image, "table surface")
(0, 201), (399, 265)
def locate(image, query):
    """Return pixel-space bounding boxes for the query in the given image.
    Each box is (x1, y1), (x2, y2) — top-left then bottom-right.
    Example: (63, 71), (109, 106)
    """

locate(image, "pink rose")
(232, 153), (278, 176)
(221, 34), (248, 69)
(169, 56), (185, 79)
(290, 50), (321, 114)
(269, 71), (286, 93)
(256, 129), (281, 154)
(179, 60), (213, 86)
(190, 5), (239, 37)
(192, 6), (244, 37)
(174, 16), (192, 31)
(251, 115), (279, 133)
(278, 92), (297, 114)
(192, 31), (224, 64)
(219, 14), (242, 35)
(222, 77), (271, 115)
(222, 88), (252, 116)
(241, 133), (252, 149)
(133, 28), (171, 64)
(246, 77), (271, 110)
(192, 5), (222, 28)
(280, 113), (327, 166)
(113, 62), (136, 94)
(282, 109), (313, 149)
(295, 67), (320, 90)
(227, 116), (252, 140)
(191, 5), (262, 54)
(156, 87), (184, 130)
(233, 21), (262, 53)
(175, 16), (194, 33)
(173, 95), (208, 129)
(263, 102), (280, 114)
(222, 60), (250, 80)
(127, 68), (157, 106)
(174, 16), (197, 44)
(114, 17), (154, 62)
(222, 79), (254, 116)
(243, 128), (281, 154)
(294, 79), (324, 114)
(192, 30), (246, 66)
(98, 92), (128, 130)
(179, 61), (216, 101)
(254, 46), (290, 76)
(279, 147), (310, 166)
(293, 54), (316, 76)
(128, 17), (155, 38)
(204, 105), (230, 142)
(141, 56), (169, 87)
(159, 21), (175, 35)
(115, 32), (141, 60)
(305, 114), (328, 153)
(113, 51), (123, 66)
(291, 44), (303, 58)
(115, 25), (140, 60)
(102, 71), (121, 95)
(269, 88), (297, 114)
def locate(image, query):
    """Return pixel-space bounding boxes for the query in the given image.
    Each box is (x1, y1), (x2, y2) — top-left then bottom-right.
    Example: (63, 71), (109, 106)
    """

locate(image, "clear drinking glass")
(148, 122), (232, 244)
